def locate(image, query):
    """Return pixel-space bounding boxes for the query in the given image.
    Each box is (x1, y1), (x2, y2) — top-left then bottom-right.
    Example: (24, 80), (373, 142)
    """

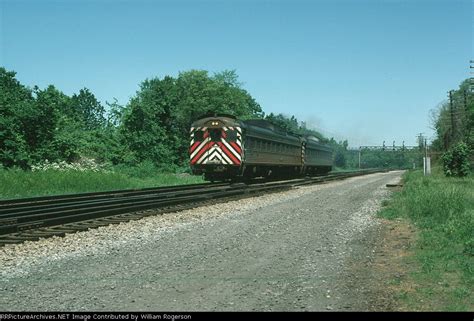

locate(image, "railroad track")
(0, 169), (386, 246)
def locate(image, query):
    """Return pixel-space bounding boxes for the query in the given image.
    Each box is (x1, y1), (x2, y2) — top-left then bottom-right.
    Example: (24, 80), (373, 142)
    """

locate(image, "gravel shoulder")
(0, 171), (404, 311)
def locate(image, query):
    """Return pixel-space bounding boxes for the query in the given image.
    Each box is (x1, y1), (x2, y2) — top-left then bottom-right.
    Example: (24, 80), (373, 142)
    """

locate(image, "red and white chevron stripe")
(190, 127), (242, 165)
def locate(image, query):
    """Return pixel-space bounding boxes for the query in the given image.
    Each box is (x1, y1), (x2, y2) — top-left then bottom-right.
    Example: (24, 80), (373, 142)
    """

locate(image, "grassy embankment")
(379, 168), (473, 311)
(0, 166), (204, 200)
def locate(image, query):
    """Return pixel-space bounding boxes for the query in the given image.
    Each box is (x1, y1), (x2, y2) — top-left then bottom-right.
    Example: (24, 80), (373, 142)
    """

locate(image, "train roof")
(191, 114), (242, 127)
(190, 115), (333, 151)
(242, 119), (301, 144)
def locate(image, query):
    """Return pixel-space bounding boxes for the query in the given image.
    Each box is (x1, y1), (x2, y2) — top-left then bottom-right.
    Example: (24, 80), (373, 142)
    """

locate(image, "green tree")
(121, 70), (263, 168)
(332, 139), (348, 168)
(431, 79), (474, 152)
(0, 67), (32, 168)
(265, 113), (299, 133)
(70, 88), (106, 130)
(27, 85), (71, 162)
(120, 76), (179, 167)
(105, 98), (125, 128)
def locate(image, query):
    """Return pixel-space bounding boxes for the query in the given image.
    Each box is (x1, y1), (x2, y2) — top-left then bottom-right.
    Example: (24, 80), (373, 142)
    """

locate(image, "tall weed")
(379, 169), (473, 310)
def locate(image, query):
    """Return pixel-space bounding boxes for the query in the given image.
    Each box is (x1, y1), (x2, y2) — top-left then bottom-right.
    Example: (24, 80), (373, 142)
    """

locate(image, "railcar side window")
(194, 130), (204, 141)
(246, 139), (252, 149)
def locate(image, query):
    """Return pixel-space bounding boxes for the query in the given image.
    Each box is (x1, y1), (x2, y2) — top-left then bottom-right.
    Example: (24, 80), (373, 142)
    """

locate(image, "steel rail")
(0, 181), (229, 209)
(0, 169), (386, 246)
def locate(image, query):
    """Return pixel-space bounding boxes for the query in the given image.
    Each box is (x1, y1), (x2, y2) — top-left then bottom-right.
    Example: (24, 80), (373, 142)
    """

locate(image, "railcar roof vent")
(306, 135), (320, 142)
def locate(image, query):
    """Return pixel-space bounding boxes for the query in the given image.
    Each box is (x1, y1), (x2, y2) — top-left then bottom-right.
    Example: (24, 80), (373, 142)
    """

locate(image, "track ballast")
(0, 169), (385, 246)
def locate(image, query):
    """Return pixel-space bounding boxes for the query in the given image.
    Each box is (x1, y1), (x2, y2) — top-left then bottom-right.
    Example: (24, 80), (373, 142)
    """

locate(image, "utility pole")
(416, 133), (425, 170)
(358, 147), (361, 169)
(463, 90), (469, 140)
(423, 138), (431, 176)
(424, 138), (428, 158)
(448, 90), (455, 144)
(470, 60), (474, 93)
(417, 134), (431, 175)
(464, 90), (468, 113)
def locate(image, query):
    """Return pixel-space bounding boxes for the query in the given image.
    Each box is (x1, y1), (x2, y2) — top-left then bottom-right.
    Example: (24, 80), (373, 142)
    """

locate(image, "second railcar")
(240, 119), (304, 179)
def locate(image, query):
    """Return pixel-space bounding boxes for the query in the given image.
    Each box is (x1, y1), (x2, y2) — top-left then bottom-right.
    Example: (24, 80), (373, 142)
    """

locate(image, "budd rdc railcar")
(189, 114), (333, 181)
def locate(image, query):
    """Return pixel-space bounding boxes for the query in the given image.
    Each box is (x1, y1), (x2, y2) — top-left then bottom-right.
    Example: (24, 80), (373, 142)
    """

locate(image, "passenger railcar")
(189, 114), (333, 181)
(303, 136), (333, 176)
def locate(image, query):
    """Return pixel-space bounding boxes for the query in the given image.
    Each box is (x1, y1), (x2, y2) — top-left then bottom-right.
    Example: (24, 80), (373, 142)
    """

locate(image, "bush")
(31, 158), (108, 172)
(442, 142), (471, 177)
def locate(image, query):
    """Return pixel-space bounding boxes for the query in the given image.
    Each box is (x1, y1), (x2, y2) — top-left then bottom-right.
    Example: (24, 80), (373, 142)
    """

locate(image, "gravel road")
(0, 171), (404, 311)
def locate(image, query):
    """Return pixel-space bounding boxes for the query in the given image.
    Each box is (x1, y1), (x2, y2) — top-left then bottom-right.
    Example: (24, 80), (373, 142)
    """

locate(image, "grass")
(0, 164), (386, 200)
(0, 167), (204, 200)
(379, 167), (473, 311)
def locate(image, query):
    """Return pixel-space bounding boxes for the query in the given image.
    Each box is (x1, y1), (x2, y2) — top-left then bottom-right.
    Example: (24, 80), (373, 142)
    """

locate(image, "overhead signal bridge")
(347, 141), (423, 169)
(348, 141), (419, 152)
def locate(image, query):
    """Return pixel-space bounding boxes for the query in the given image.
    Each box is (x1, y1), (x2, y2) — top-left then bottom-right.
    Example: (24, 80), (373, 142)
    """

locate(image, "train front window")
(226, 130), (237, 142)
(194, 130), (204, 141)
(210, 129), (221, 142)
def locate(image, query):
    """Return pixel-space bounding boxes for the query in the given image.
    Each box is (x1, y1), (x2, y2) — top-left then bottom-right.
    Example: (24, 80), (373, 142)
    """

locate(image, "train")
(189, 114), (333, 181)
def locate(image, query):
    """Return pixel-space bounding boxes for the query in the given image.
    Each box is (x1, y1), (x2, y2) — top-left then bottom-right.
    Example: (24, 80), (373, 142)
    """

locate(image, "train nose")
(190, 125), (242, 166)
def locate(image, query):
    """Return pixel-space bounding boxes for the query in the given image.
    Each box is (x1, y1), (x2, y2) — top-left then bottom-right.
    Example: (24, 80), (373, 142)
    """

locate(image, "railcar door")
(206, 127), (225, 164)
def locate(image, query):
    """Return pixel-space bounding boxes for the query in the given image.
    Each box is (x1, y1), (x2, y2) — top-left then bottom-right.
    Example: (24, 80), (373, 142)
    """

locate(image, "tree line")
(431, 79), (473, 152)
(5, 66), (467, 173)
(430, 79), (473, 176)
(1, 67), (342, 171)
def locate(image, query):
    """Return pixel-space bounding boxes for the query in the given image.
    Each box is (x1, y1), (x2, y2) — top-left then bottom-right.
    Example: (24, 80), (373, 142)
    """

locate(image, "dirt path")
(339, 217), (417, 311)
(0, 171), (404, 311)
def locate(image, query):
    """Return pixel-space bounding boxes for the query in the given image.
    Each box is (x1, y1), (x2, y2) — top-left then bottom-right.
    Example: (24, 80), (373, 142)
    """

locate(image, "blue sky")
(1, 0), (471, 146)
